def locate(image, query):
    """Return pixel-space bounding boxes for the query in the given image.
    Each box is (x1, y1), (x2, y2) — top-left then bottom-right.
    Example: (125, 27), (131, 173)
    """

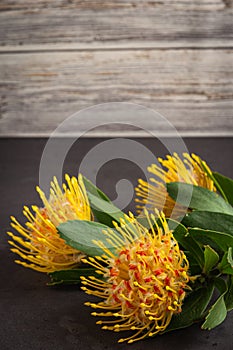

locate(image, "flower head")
(135, 153), (215, 217)
(81, 211), (191, 343)
(7, 174), (92, 273)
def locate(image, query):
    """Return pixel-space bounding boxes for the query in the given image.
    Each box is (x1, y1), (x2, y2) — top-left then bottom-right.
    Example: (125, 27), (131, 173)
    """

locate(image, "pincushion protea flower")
(7, 174), (92, 273)
(81, 211), (191, 344)
(135, 153), (215, 217)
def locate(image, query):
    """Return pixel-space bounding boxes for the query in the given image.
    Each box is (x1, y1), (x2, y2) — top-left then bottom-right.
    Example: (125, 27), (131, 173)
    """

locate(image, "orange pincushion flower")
(135, 153), (215, 217)
(7, 174), (92, 273)
(81, 211), (191, 343)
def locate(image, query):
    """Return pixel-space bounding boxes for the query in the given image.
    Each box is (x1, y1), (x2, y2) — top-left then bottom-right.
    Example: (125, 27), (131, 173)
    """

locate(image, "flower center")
(106, 234), (189, 327)
(118, 262), (130, 281)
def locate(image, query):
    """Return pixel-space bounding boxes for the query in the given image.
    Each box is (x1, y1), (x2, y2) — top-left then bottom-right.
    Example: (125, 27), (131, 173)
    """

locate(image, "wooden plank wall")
(0, 0), (232, 136)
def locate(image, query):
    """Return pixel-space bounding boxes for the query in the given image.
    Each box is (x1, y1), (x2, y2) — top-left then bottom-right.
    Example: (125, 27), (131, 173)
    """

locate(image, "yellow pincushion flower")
(135, 153), (215, 217)
(7, 174), (92, 273)
(81, 211), (191, 344)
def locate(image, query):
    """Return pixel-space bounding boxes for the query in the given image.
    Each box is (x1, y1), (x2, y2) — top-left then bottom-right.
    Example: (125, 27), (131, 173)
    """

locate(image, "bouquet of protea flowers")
(7, 153), (233, 344)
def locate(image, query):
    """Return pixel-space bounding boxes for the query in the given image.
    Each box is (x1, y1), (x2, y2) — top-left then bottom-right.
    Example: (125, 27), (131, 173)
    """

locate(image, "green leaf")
(202, 298), (227, 330)
(168, 219), (204, 268)
(137, 216), (151, 229)
(218, 247), (233, 275)
(213, 172), (233, 206)
(203, 246), (219, 274)
(82, 176), (125, 226)
(188, 263), (203, 276)
(165, 284), (214, 333)
(82, 176), (111, 202)
(87, 192), (125, 227)
(214, 277), (227, 294)
(202, 281), (228, 330)
(166, 182), (233, 216)
(48, 267), (97, 286)
(167, 218), (186, 232)
(188, 228), (233, 253)
(225, 276), (233, 311)
(200, 161), (228, 202)
(182, 211), (233, 236)
(58, 220), (119, 257)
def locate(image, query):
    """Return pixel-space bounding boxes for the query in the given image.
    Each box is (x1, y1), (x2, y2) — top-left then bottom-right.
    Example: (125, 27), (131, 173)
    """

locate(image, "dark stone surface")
(0, 137), (233, 350)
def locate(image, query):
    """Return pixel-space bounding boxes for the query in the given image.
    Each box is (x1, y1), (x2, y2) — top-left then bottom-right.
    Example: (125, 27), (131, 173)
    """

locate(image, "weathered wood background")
(0, 0), (232, 136)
